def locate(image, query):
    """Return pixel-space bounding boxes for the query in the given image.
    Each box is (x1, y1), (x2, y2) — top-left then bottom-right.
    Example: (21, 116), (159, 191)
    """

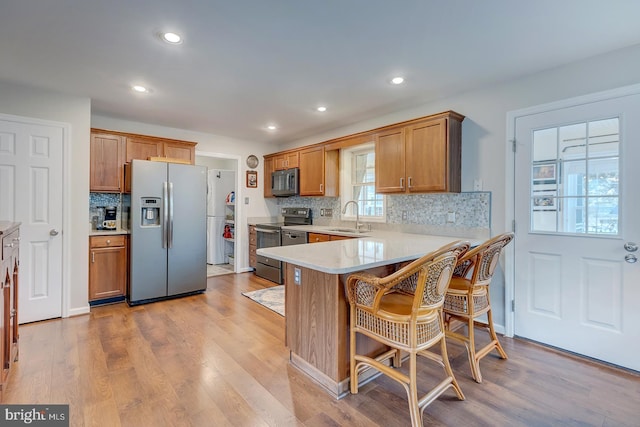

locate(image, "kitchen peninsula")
(257, 231), (477, 398)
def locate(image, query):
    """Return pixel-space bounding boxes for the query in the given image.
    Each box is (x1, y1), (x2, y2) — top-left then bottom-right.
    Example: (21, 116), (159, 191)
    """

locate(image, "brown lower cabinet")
(249, 225), (257, 269)
(308, 232), (353, 243)
(89, 235), (128, 302)
(0, 222), (19, 402)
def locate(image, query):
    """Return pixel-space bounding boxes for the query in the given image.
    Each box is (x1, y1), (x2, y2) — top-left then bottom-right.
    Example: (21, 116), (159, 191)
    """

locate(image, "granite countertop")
(258, 230), (478, 274)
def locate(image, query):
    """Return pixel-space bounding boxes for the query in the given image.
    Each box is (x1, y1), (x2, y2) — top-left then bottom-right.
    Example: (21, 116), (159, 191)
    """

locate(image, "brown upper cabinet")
(299, 146), (339, 197)
(90, 129), (197, 194)
(125, 136), (196, 164)
(263, 110), (463, 198)
(273, 151), (299, 170)
(90, 132), (124, 192)
(125, 135), (163, 163)
(263, 156), (275, 198)
(375, 111), (464, 193)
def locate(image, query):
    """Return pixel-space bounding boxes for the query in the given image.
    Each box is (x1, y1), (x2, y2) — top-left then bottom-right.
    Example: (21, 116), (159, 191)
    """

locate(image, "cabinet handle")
(320, 184), (323, 192)
(400, 177), (404, 189)
(3, 243), (13, 248)
(408, 176), (412, 188)
(91, 252), (95, 263)
(106, 239), (111, 245)
(12, 237), (19, 242)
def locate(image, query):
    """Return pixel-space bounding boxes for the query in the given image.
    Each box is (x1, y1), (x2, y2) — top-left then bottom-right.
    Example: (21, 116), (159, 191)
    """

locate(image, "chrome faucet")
(342, 200), (363, 231)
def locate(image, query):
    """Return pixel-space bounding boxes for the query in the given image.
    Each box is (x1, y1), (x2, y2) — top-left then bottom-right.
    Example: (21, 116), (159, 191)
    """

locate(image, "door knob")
(624, 242), (638, 252)
(49, 229), (59, 236)
(625, 254), (637, 263)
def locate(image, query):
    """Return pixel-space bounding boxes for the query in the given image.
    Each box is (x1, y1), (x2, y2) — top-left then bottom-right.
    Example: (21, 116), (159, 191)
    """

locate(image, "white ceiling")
(2, 1), (640, 145)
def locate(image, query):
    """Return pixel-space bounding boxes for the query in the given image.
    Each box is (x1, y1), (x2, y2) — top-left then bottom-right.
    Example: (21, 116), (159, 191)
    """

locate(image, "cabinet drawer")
(90, 235), (126, 248)
(309, 233), (330, 243)
(2, 229), (19, 260)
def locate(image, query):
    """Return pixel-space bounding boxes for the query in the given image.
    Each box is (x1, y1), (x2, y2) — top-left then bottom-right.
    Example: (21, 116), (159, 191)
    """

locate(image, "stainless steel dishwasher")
(281, 229), (308, 246)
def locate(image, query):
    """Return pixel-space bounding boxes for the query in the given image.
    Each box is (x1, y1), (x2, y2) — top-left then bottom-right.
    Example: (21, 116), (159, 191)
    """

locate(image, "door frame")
(0, 112), (71, 319)
(504, 83), (640, 338)
(195, 150), (243, 273)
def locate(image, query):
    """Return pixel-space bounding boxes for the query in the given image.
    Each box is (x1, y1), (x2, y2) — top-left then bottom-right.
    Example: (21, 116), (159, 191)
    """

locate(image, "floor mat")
(242, 286), (284, 316)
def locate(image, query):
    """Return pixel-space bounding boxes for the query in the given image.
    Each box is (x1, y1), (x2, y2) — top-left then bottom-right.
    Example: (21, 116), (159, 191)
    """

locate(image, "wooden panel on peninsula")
(284, 263), (392, 398)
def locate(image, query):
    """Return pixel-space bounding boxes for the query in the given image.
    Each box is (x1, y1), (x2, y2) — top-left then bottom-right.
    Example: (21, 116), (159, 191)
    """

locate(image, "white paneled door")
(0, 115), (63, 323)
(514, 92), (640, 371)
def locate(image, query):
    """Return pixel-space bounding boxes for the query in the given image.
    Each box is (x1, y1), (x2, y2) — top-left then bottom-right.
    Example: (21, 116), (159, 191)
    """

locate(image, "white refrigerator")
(207, 169), (236, 264)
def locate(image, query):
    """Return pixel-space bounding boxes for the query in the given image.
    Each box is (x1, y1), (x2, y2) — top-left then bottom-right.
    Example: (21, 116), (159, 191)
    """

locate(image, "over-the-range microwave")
(271, 167), (299, 197)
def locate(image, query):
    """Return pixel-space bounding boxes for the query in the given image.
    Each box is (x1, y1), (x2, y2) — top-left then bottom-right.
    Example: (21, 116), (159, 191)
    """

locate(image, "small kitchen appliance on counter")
(103, 206), (117, 230)
(94, 206), (118, 230)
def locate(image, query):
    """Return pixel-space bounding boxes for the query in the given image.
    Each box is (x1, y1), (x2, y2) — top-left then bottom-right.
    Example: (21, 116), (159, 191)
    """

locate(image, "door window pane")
(531, 117), (619, 235)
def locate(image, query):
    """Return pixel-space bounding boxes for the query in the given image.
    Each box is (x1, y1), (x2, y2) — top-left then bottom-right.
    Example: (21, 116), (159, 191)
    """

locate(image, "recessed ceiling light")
(267, 125), (277, 131)
(316, 106), (327, 112)
(132, 85), (149, 93)
(390, 76), (405, 85)
(161, 32), (182, 44)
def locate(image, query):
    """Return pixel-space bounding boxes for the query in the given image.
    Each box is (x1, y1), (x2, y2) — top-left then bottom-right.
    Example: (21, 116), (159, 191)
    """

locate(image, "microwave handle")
(271, 173), (275, 190)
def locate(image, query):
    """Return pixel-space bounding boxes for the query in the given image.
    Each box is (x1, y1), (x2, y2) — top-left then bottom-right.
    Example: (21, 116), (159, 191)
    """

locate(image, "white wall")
(279, 43), (640, 327)
(0, 81), (91, 317)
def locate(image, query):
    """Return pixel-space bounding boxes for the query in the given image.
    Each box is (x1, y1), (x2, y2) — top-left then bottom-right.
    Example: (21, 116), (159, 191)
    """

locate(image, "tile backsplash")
(277, 192), (491, 239)
(89, 192), (122, 223)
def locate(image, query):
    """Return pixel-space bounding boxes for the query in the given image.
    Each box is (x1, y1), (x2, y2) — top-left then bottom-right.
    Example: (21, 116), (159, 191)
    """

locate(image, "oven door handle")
(255, 228), (280, 234)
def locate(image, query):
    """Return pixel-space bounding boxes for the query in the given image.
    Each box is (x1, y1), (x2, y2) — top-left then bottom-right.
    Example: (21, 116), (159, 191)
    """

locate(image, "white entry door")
(514, 91), (640, 371)
(0, 115), (64, 323)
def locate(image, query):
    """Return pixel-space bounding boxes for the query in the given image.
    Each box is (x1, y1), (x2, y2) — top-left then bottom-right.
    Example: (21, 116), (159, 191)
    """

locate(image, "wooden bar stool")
(443, 232), (514, 383)
(346, 241), (470, 427)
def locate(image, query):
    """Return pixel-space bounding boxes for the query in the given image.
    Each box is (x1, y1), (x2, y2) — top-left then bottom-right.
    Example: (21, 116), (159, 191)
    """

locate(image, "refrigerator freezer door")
(168, 162), (207, 296)
(130, 160), (169, 302)
(207, 216), (226, 264)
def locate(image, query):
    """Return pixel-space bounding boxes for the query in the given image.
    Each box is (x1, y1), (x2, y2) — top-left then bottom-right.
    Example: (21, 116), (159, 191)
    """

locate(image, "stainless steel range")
(255, 207), (311, 284)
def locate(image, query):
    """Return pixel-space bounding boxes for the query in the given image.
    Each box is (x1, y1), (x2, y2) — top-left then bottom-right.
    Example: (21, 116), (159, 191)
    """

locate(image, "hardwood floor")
(4, 272), (639, 426)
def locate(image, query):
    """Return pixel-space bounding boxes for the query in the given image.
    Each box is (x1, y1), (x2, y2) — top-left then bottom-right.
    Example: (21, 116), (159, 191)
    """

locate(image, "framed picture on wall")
(246, 170), (258, 188)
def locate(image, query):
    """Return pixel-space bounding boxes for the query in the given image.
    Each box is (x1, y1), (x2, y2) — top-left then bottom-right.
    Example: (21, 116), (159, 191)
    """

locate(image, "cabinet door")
(274, 155), (287, 170)
(2, 268), (9, 378)
(330, 234), (352, 241)
(308, 233), (330, 243)
(90, 133), (123, 192)
(89, 245), (127, 301)
(300, 147), (325, 196)
(405, 118), (447, 192)
(164, 141), (195, 164)
(126, 136), (163, 163)
(375, 127), (405, 193)
(263, 157), (275, 197)
(248, 226), (257, 268)
(284, 152), (299, 168)
(274, 151), (299, 170)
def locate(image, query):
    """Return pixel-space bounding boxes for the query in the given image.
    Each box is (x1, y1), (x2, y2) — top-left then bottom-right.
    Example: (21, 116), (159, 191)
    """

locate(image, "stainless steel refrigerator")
(129, 159), (207, 305)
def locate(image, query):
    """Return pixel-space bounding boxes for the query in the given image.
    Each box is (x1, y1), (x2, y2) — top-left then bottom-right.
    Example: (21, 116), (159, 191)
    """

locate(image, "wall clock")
(246, 154), (259, 169)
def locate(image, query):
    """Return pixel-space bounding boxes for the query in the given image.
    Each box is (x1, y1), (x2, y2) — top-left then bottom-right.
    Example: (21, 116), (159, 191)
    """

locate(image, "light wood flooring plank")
(2, 272), (639, 427)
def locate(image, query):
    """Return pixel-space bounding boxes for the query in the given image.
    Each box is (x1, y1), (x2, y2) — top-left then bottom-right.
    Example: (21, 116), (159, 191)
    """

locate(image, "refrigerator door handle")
(168, 182), (174, 248)
(163, 182), (169, 248)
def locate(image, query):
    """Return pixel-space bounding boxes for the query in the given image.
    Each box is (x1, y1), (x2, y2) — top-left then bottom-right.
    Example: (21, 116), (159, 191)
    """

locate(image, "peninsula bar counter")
(257, 232), (475, 398)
